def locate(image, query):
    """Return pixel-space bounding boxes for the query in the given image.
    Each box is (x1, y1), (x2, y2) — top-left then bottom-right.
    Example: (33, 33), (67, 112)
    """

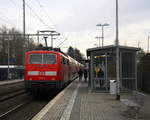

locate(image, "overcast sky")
(0, 0), (150, 55)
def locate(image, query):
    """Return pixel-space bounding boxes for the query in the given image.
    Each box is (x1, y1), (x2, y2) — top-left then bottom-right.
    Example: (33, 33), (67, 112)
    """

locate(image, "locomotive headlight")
(45, 71), (57, 76)
(28, 71), (39, 75)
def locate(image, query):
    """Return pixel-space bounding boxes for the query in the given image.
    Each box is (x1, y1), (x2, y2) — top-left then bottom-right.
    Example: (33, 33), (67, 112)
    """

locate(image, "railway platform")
(32, 79), (150, 120)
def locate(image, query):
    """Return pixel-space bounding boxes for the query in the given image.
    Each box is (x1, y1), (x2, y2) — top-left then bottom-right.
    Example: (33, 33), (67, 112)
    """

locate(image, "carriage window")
(63, 58), (69, 65)
(29, 54), (42, 64)
(63, 58), (66, 64)
(61, 57), (63, 64)
(66, 59), (69, 65)
(43, 54), (56, 64)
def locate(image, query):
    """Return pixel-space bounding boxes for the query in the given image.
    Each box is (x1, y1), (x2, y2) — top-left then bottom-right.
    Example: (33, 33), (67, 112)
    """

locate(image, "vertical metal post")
(120, 51), (123, 88)
(27, 35), (29, 49)
(51, 35), (53, 48)
(37, 30), (39, 45)
(7, 38), (10, 80)
(135, 52), (138, 90)
(23, 0), (25, 38)
(116, 0), (119, 46)
(99, 37), (101, 47)
(148, 36), (150, 53)
(102, 26), (104, 47)
(96, 24), (109, 47)
(23, 0), (25, 65)
(105, 52), (108, 91)
(116, 0), (120, 100)
(90, 54), (94, 91)
(44, 36), (48, 47)
(27, 35), (30, 51)
(138, 41), (140, 48)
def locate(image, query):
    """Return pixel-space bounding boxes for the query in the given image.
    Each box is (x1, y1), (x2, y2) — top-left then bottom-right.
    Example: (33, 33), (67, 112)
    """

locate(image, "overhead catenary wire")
(0, 17), (12, 25)
(9, 0), (46, 29)
(9, 0), (21, 9)
(0, 11), (14, 26)
(9, 0), (35, 18)
(0, 11), (13, 24)
(9, 0), (36, 19)
(0, 1), (19, 26)
(35, 0), (56, 28)
(25, 2), (52, 30)
(9, 0), (52, 30)
(57, 38), (67, 47)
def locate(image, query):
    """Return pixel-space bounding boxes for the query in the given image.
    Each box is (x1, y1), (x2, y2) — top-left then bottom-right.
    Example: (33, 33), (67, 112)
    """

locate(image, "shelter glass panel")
(93, 54), (106, 91)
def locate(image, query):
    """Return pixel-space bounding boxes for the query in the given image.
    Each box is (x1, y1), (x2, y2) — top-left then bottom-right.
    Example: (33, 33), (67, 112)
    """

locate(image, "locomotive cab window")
(29, 53), (56, 64)
(43, 54), (56, 64)
(29, 54), (42, 64)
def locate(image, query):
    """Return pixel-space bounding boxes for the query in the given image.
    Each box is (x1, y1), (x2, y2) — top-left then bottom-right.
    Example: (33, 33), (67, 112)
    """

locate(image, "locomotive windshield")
(29, 53), (56, 64)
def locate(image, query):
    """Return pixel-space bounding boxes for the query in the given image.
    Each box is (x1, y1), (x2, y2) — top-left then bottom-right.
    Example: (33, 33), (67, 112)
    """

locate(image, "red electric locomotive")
(24, 49), (80, 94)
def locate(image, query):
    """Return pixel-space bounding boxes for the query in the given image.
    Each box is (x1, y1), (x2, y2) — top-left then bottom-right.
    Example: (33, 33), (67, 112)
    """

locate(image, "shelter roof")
(86, 45), (140, 56)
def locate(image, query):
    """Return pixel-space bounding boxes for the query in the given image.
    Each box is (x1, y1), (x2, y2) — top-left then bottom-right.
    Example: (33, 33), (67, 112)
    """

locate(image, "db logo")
(39, 71), (45, 75)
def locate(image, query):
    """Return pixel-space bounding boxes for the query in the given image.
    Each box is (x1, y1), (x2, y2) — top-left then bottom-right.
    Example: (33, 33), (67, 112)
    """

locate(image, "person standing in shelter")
(78, 68), (83, 82)
(98, 68), (104, 87)
(84, 69), (88, 82)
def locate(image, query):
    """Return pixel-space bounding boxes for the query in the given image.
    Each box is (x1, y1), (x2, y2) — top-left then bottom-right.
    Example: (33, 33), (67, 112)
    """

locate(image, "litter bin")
(110, 80), (116, 95)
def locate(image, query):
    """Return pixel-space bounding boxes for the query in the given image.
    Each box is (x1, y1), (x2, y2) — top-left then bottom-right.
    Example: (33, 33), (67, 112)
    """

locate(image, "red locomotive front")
(24, 50), (65, 93)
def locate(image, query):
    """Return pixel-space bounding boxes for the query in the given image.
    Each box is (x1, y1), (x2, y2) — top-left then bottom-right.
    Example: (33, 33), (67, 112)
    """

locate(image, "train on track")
(24, 48), (83, 94)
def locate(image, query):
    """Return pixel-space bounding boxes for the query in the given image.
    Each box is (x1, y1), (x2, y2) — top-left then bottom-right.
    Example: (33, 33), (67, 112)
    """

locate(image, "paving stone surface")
(36, 80), (150, 120)
(70, 83), (127, 120)
(40, 81), (78, 120)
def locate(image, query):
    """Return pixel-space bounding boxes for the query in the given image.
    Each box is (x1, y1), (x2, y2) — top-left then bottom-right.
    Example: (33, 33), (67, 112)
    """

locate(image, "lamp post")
(23, 0), (25, 40)
(95, 36), (103, 47)
(22, 0), (26, 65)
(148, 36), (150, 53)
(115, 0), (120, 100)
(96, 23), (109, 47)
(138, 41), (141, 48)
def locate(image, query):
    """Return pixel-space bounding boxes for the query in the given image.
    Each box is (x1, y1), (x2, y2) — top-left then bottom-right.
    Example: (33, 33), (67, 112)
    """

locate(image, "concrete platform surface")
(32, 79), (150, 120)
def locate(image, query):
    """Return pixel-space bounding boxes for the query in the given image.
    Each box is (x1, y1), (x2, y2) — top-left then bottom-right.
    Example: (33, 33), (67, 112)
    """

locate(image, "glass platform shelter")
(86, 45), (140, 92)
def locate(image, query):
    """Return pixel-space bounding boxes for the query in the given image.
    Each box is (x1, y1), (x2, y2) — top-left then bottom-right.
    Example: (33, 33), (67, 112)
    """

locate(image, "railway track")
(0, 89), (56, 120)
(0, 80), (25, 100)
(0, 96), (51, 120)
(0, 79), (75, 120)
(0, 89), (26, 102)
(0, 98), (33, 120)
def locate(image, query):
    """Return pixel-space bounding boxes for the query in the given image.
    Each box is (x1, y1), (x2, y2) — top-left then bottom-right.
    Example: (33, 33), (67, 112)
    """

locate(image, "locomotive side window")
(63, 58), (66, 64)
(63, 58), (67, 65)
(43, 54), (56, 64)
(61, 57), (63, 64)
(29, 54), (42, 64)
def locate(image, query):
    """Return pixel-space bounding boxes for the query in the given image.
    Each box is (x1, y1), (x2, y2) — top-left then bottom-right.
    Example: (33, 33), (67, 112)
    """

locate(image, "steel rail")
(0, 90), (26, 102)
(0, 98), (33, 119)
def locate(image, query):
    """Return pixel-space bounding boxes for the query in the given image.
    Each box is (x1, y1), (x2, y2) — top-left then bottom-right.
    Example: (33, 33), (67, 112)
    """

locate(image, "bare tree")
(0, 26), (37, 65)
